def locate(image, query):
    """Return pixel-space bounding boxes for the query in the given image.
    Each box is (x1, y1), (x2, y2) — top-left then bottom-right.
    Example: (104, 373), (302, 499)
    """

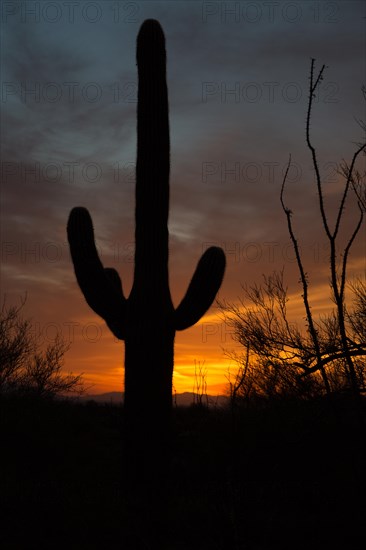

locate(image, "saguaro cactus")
(67, 19), (225, 480)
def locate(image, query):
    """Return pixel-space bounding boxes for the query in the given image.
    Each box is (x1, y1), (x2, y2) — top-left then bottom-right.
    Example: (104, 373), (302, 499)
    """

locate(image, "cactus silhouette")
(67, 19), (225, 484)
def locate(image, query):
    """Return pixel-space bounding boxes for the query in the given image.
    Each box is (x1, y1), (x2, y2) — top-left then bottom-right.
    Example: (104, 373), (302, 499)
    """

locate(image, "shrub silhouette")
(0, 298), (84, 398)
(67, 19), (225, 485)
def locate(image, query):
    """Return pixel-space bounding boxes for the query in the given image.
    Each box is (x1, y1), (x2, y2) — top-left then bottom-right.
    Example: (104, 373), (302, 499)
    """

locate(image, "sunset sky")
(1, 1), (365, 396)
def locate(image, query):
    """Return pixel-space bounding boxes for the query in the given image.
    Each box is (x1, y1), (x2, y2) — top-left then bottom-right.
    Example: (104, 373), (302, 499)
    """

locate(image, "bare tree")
(220, 60), (366, 403)
(222, 272), (365, 401)
(19, 334), (84, 398)
(0, 296), (34, 392)
(0, 296), (85, 398)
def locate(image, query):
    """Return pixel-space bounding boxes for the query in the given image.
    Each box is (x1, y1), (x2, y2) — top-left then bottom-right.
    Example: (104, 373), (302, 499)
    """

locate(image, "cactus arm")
(174, 246), (226, 330)
(67, 206), (127, 339)
(104, 267), (124, 294)
(104, 268), (126, 339)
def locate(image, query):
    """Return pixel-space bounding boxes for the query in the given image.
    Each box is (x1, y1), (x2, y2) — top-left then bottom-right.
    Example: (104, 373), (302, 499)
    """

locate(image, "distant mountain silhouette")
(79, 391), (228, 408)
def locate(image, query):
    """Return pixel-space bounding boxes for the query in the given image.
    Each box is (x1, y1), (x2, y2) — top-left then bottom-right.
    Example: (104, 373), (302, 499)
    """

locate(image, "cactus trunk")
(67, 19), (226, 490)
(123, 21), (175, 484)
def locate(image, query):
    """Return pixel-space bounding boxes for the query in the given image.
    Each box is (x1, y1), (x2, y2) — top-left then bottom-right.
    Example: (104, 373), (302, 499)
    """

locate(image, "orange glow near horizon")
(3, 253), (363, 398)
(60, 270), (365, 397)
(64, 315), (236, 396)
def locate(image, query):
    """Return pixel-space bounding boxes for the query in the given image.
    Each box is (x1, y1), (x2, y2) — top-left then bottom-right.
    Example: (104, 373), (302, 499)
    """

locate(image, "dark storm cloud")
(3, 13), (137, 167)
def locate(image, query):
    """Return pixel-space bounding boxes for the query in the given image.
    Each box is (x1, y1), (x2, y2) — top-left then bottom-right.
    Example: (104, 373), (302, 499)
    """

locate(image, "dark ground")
(1, 393), (365, 549)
